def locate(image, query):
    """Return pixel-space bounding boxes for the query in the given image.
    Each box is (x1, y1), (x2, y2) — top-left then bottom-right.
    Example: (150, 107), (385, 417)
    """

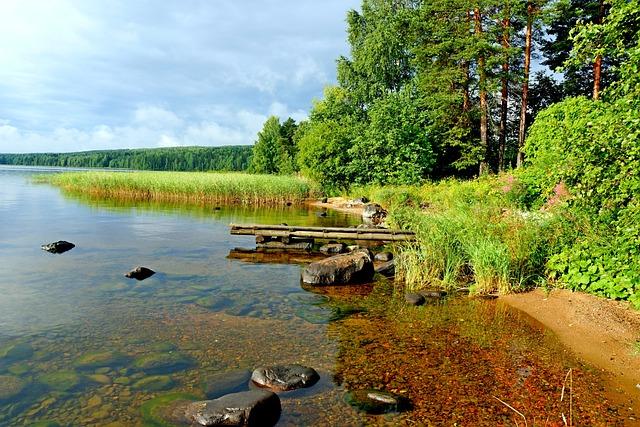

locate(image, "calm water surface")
(0, 166), (633, 426)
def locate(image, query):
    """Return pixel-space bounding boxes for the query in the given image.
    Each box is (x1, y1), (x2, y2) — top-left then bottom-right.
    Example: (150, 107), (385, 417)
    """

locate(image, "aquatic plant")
(37, 171), (319, 206)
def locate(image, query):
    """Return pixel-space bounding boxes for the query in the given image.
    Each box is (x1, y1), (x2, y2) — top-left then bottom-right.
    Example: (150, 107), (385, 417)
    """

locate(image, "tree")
(250, 116), (286, 174)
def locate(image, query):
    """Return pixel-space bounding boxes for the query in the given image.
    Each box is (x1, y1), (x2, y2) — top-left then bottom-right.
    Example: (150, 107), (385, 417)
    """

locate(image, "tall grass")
(350, 176), (569, 294)
(37, 171), (319, 206)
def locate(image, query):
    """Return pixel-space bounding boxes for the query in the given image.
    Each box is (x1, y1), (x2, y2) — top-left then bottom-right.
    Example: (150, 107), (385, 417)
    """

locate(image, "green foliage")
(349, 89), (435, 185)
(39, 171), (318, 205)
(349, 177), (567, 294)
(250, 116), (299, 175)
(0, 146), (252, 171)
(525, 96), (639, 218)
(547, 203), (640, 306)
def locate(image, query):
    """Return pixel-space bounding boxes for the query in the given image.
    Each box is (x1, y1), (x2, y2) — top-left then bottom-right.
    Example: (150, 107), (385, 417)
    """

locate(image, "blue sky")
(0, 0), (360, 153)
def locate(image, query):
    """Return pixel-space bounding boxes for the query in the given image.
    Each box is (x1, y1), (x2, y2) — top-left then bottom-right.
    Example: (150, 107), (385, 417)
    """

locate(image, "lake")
(0, 166), (632, 426)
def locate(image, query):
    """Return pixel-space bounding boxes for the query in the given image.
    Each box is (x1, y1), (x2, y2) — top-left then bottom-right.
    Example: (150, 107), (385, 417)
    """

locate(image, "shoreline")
(501, 289), (640, 414)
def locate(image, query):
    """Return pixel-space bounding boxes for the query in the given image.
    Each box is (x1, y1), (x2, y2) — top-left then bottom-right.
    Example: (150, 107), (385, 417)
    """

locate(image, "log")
(230, 224), (414, 242)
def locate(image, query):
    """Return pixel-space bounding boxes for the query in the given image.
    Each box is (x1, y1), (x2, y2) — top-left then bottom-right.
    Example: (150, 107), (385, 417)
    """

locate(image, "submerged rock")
(374, 252), (393, 262)
(251, 364), (319, 392)
(0, 375), (26, 401)
(74, 351), (127, 370)
(132, 375), (174, 391)
(319, 242), (347, 255)
(0, 342), (33, 363)
(185, 390), (281, 427)
(375, 260), (395, 277)
(125, 266), (155, 281)
(140, 392), (199, 426)
(38, 370), (81, 391)
(41, 241), (75, 254)
(405, 293), (426, 306)
(201, 369), (252, 399)
(344, 389), (410, 414)
(302, 249), (374, 285)
(132, 352), (195, 374)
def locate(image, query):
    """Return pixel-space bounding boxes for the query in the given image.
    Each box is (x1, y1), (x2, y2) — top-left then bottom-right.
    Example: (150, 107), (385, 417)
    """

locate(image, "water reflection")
(0, 167), (631, 426)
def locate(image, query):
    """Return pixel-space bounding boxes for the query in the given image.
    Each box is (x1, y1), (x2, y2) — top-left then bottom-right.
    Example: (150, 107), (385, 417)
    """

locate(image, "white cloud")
(0, 0), (360, 152)
(134, 105), (184, 129)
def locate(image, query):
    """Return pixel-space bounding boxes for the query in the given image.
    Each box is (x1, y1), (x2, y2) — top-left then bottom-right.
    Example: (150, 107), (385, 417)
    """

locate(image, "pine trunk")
(593, 0), (605, 100)
(498, 15), (510, 172)
(475, 8), (489, 175)
(517, 2), (533, 168)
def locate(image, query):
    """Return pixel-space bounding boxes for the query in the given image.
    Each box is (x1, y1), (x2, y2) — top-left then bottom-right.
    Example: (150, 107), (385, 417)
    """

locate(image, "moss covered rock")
(140, 392), (199, 427)
(132, 375), (174, 391)
(38, 371), (81, 392)
(133, 352), (195, 374)
(0, 375), (26, 401)
(74, 351), (128, 370)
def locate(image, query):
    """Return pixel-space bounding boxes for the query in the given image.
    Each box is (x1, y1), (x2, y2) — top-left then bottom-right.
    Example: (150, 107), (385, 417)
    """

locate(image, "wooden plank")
(229, 223), (415, 241)
(231, 223), (413, 235)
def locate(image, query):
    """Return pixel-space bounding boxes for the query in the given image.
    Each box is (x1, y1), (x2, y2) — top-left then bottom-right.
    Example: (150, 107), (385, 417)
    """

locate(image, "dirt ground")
(501, 289), (640, 414)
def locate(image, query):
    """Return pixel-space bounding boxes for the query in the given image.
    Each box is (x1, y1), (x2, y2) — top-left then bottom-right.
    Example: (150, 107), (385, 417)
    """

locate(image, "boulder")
(41, 241), (75, 254)
(302, 249), (374, 285)
(125, 267), (155, 281)
(319, 242), (347, 255)
(374, 252), (393, 262)
(251, 364), (319, 392)
(185, 390), (281, 427)
(352, 197), (369, 204)
(375, 260), (395, 277)
(405, 293), (425, 306)
(344, 389), (410, 414)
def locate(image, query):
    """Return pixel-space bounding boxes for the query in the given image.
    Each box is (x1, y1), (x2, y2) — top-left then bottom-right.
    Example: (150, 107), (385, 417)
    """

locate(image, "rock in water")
(0, 375), (26, 402)
(405, 293), (425, 306)
(302, 249), (374, 285)
(375, 260), (395, 277)
(374, 252), (393, 262)
(251, 365), (319, 392)
(420, 290), (447, 299)
(185, 390), (281, 427)
(344, 389), (410, 414)
(319, 242), (347, 255)
(362, 203), (387, 225)
(125, 266), (155, 281)
(41, 241), (75, 254)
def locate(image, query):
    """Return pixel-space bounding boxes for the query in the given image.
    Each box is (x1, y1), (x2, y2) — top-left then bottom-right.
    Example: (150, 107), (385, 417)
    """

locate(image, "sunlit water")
(0, 166), (633, 426)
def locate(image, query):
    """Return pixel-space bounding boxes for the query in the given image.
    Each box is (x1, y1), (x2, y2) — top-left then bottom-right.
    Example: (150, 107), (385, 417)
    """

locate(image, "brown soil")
(307, 197), (366, 217)
(501, 288), (640, 415)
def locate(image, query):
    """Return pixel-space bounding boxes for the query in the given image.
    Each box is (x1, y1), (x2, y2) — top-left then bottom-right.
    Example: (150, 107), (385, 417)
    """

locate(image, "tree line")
(250, 0), (620, 188)
(0, 146), (252, 172)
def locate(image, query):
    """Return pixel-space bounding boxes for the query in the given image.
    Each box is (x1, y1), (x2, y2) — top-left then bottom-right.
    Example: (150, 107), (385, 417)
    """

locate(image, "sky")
(0, 0), (361, 153)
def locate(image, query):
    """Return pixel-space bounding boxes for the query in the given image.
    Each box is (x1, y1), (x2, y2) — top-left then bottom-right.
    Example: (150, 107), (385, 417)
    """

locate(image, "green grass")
(348, 175), (571, 294)
(37, 171), (319, 205)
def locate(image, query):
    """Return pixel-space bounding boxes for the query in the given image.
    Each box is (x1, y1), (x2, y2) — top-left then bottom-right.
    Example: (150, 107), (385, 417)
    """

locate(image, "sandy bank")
(501, 288), (640, 414)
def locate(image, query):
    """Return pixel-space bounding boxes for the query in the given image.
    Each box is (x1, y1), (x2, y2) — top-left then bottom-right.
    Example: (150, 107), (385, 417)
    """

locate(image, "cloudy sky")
(0, 0), (360, 153)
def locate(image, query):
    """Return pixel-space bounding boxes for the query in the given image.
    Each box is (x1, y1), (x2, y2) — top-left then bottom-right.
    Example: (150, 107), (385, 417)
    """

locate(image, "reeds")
(350, 176), (568, 294)
(38, 171), (319, 206)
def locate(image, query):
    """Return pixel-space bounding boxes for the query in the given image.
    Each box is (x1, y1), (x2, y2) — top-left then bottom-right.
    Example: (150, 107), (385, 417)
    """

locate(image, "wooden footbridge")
(229, 224), (416, 242)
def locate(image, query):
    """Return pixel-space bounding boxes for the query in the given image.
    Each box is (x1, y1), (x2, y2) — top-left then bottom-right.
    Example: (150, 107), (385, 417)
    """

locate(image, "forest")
(0, 146), (252, 172)
(249, 0), (639, 304)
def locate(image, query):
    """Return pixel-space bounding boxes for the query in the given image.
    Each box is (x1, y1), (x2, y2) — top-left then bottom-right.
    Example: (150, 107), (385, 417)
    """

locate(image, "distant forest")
(0, 146), (253, 172)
